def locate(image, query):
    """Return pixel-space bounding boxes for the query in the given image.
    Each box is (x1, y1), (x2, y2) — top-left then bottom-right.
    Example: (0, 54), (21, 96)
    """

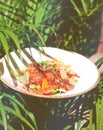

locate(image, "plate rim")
(0, 47), (100, 99)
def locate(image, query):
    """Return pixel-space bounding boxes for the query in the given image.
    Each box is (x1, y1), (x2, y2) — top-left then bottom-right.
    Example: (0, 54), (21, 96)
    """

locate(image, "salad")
(14, 58), (79, 95)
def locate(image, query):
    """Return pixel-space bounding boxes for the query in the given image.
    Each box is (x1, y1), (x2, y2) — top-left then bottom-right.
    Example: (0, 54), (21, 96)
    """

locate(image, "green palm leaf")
(0, 97), (7, 130)
(24, 23), (45, 46)
(2, 93), (38, 130)
(4, 106), (34, 130)
(81, 0), (87, 14)
(35, 2), (46, 26)
(0, 32), (9, 57)
(3, 30), (21, 51)
(71, 0), (82, 16)
(0, 120), (15, 130)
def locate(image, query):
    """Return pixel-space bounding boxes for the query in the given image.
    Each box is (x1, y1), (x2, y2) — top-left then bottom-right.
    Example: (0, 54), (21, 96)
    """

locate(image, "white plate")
(0, 47), (100, 98)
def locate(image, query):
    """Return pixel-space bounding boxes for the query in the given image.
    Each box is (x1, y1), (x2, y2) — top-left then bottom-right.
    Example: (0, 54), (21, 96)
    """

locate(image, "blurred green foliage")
(0, 0), (62, 57)
(47, 0), (103, 56)
(0, 81), (38, 130)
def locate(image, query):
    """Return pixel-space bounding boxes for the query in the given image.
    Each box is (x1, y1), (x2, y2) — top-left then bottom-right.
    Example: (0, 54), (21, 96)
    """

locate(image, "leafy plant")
(49, 0), (103, 56)
(63, 74), (103, 130)
(81, 89), (103, 130)
(0, 0), (62, 58)
(0, 83), (38, 130)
